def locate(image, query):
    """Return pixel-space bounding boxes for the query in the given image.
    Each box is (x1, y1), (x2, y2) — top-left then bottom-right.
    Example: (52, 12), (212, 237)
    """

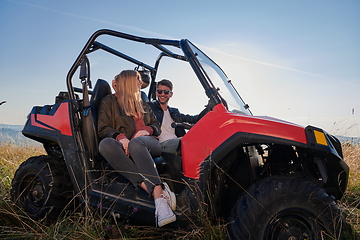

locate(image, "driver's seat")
(82, 79), (111, 163)
(90, 79), (112, 130)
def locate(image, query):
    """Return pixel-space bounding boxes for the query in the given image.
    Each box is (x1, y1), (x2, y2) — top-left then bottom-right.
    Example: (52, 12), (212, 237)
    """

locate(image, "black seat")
(154, 156), (166, 173)
(141, 91), (149, 102)
(82, 79), (111, 163)
(90, 79), (112, 129)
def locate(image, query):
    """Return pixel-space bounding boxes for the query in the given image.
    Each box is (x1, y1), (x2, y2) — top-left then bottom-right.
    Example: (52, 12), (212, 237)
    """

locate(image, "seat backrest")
(90, 79), (112, 130)
(81, 79), (111, 163)
(141, 91), (149, 102)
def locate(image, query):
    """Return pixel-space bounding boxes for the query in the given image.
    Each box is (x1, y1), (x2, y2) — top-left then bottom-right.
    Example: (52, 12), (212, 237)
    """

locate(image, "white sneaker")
(155, 196), (176, 227)
(163, 182), (176, 211)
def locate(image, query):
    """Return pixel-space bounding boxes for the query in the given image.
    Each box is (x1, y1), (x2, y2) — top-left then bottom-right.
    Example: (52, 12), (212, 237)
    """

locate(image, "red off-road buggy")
(11, 29), (349, 239)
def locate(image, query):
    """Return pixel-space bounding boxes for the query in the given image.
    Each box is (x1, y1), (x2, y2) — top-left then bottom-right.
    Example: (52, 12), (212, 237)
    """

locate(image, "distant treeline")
(0, 124), (39, 146)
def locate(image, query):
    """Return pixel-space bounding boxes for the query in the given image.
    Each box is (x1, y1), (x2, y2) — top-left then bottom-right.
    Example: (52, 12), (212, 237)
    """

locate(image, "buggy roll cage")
(65, 29), (223, 105)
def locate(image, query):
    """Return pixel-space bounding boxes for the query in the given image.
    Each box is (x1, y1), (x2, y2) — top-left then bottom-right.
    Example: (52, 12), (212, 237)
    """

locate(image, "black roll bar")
(66, 29), (181, 100)
(92, 41), (156, 71)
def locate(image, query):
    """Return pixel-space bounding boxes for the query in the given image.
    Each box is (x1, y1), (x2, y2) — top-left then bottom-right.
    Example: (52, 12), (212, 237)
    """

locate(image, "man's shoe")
(155, 196), (176, 227)
(163, 182), (176, 210)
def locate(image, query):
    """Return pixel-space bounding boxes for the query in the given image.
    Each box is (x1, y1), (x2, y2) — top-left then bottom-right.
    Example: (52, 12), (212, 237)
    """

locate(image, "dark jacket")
(148, 100), (210, 137)
(98, 94), (161, 140)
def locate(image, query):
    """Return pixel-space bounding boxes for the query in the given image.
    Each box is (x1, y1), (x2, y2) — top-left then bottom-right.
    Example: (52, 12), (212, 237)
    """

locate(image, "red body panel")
(181, 104), (307, 179)
(30, 102), (72, 136)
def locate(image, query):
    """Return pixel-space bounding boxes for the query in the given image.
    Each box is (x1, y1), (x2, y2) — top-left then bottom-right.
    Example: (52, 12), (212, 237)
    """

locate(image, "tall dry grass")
(0, 143), (45, 195)
(0, 142), (359, 239)
(0, 142), (228, 239)
(340, 144), (360, 237)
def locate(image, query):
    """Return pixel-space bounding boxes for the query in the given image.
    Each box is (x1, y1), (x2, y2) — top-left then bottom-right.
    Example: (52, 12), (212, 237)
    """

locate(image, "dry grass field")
(0, 142), (359, 239)
(340, 144), (360, 238)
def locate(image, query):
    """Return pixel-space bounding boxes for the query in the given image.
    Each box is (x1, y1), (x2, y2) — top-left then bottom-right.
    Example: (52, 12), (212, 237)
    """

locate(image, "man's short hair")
(157, 79), (173, 91)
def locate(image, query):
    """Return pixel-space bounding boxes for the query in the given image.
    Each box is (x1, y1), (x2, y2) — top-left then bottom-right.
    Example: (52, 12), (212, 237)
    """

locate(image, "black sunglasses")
(156, 89), (172, 95)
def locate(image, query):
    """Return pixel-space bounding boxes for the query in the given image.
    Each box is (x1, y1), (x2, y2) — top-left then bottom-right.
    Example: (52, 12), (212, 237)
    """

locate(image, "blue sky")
(0, 0), (359, 137)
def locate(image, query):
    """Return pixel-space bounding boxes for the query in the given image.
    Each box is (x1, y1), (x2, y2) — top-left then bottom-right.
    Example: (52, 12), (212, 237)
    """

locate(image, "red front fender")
(181, 104), (307, 179)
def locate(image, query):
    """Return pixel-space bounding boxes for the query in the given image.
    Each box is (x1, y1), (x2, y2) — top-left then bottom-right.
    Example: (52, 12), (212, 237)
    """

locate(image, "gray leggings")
(99, 136), (162, 194)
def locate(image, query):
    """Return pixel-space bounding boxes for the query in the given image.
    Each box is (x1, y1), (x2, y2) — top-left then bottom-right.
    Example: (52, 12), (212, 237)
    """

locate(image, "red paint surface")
(181, 104), (307, 179)
(30, 102), (72, 136)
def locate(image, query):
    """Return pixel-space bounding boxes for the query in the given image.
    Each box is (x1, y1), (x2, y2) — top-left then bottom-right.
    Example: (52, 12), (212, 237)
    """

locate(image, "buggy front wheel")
(228, 175), (343, 239)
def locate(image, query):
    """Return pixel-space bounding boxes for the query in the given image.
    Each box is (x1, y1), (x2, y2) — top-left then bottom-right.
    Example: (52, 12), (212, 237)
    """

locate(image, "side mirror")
(135, 66), (151, 89)
(79, 56), (92, 88)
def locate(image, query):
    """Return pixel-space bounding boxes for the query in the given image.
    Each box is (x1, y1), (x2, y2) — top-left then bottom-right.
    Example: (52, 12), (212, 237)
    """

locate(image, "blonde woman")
(98, 70), (176, 227)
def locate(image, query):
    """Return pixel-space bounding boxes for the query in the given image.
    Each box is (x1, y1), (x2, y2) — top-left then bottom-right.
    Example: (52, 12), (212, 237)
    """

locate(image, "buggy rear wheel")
(11, 155), (73, 221)
(228, 175), (343, 240)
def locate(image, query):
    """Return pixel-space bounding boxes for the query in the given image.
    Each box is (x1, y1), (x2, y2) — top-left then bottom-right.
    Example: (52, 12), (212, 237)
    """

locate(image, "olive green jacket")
(98, 94), (161, 140)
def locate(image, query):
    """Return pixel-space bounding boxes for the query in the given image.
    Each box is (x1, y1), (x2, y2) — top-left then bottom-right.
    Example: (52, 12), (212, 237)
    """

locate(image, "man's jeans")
(160, 138), (180, 154)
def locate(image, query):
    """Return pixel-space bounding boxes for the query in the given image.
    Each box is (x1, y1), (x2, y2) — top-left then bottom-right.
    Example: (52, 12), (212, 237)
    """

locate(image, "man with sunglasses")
(148, 79), (211, 154)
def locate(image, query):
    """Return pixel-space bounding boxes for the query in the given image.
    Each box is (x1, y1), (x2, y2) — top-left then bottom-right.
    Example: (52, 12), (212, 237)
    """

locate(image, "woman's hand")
(119, 138), (130, 156)
(132, 130), (150, 139)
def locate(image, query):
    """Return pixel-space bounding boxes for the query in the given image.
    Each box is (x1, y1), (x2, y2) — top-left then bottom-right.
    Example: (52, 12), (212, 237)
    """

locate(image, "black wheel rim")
(264, 208), (321, 240)
(19, 175), (46, 215)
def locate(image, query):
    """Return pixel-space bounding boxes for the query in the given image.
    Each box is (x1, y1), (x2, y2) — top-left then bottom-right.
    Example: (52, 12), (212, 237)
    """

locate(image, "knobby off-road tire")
(228, 175), (343, 240)
(11, 155), (73, 221)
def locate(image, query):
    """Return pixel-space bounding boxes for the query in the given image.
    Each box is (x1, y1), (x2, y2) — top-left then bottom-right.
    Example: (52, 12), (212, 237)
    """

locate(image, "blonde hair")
(114, 70), (145, 117)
